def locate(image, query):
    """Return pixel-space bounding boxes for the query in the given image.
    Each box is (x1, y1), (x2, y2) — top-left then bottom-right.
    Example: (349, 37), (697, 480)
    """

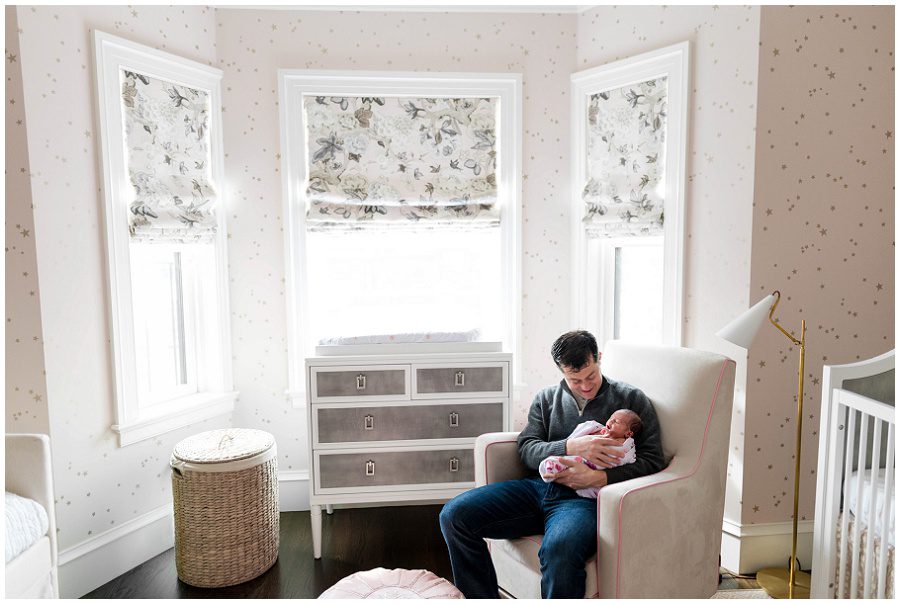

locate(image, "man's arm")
(516, 392), (568, 470)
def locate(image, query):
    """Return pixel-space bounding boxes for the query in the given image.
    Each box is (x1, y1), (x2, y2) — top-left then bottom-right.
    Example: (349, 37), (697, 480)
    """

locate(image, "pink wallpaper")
(216, 9), (579, 471)
(14, 5), (223, 552)
(577, 5), (762, 526)
(746, 5), (894, 525)
(5, 5), (49, 434)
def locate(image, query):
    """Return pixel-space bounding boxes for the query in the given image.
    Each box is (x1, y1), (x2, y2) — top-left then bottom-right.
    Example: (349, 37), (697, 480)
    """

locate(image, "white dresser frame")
(306, 351), (512, 559)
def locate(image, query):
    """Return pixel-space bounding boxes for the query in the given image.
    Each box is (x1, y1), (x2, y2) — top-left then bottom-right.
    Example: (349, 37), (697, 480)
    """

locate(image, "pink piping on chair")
(601, 359), (733, 599)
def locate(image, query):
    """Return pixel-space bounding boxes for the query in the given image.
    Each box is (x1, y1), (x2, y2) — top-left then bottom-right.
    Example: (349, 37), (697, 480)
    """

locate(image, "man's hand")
(553, 457), (608, 490)
(565, 435), (625, 468)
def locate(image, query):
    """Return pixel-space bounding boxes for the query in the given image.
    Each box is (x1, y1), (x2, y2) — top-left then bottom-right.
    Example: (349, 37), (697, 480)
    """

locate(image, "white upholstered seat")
(475, 341), (736, 598)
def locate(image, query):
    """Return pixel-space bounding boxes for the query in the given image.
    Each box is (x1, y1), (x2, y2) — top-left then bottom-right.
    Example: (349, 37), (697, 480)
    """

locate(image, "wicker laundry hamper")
(171, 428), (279, 588)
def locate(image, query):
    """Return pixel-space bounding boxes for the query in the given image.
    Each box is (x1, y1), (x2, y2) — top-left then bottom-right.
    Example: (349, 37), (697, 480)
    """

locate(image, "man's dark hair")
(550, 330), (599, 371)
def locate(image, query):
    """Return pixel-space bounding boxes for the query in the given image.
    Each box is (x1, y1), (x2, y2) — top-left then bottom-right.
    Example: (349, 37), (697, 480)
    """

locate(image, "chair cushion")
(319, 567), (463, 599)
(488, 537), (598, 598)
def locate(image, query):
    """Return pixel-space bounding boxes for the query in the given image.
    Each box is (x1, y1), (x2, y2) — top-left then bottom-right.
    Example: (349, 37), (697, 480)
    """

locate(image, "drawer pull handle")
(449, 412), (459, 428)
(356, 374), (367, 390)
(364, 415), (375, 430)
(455, 371), (465, 387)
(449, 457), (460, 473)
(365, 460), (375, 476)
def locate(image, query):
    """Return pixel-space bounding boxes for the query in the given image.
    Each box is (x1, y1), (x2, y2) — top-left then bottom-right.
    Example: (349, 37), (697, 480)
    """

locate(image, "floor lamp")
(716, 290), (811, 599)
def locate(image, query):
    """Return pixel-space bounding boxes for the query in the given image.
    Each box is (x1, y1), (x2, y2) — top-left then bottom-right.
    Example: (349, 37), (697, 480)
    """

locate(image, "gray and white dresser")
(305, 351), (512, 558)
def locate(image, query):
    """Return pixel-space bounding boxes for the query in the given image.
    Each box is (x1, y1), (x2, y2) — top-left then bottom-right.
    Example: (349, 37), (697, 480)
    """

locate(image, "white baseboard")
(58, 504), (174, 598)
(57, 470), (312, 597)
(279, 470), (311, 511)
(720, 519), (814, 575)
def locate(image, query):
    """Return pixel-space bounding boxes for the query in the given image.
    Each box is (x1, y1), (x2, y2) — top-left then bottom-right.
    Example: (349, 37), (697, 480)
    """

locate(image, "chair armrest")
(474, 432), (528, 486)
(595, 461), (725, 598)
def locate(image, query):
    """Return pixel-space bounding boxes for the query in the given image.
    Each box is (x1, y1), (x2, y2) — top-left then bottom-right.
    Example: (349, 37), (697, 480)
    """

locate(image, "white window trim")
(93, 31), (236, 446)
(570, 42), (689, 347)
(278, 70), (523, 408)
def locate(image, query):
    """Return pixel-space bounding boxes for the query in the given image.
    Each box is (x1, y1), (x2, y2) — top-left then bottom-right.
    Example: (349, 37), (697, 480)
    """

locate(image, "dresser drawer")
(311, 365), (409, 402)
(413, 363), (507, 398)
(316, 448), (474, 490)
(314, 401), (504, 445)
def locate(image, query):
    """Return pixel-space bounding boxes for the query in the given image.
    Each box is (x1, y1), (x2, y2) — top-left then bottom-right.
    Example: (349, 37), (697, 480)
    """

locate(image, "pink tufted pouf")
(318, 568), (464, 599)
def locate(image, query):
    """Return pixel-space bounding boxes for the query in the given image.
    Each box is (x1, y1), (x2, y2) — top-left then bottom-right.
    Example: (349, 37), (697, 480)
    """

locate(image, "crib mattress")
(834, 511), (895, 599)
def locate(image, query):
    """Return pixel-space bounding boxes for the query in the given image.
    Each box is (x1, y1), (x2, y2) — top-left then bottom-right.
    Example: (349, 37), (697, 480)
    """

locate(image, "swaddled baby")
(539, 409), (641, 499)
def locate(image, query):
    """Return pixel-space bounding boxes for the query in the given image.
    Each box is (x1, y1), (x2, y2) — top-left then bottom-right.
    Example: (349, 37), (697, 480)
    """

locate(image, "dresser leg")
(326, 504), (333, 515)
(311, 504), (323, 559)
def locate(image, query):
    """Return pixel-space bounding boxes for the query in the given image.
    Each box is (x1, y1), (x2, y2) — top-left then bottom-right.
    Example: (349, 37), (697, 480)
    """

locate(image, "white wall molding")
(58, 504), (174, 598)
(57, 471), (312, 597)
(279, 470), (311, 512)
(720, 520), (814, 575)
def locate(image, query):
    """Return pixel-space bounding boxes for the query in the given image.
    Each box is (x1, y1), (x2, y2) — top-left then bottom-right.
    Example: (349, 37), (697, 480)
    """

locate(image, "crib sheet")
(834, 510), (895, 598)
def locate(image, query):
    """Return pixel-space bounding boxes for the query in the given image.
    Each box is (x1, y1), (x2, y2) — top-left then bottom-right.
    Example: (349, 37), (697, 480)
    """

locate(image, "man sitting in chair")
(439, 330), (666, 598)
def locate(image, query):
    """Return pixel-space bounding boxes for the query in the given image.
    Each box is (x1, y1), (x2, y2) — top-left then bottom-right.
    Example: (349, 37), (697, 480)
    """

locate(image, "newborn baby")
(539, 409), (642, 498)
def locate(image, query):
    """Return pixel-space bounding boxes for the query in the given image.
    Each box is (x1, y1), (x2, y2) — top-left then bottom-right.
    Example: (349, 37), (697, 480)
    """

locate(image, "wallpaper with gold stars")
(12, 5), (226, 553)
(746, 5), (894, 526)
(215, 8), (579, 472)
(6, 5), (49, 434)
(577, 4), (762, 527)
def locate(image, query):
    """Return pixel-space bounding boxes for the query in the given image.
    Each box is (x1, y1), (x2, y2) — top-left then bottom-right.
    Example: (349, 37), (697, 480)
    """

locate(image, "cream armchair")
(475, 342), (736, 598)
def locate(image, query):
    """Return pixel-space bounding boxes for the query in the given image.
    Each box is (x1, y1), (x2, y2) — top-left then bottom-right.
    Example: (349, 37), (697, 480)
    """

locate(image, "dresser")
(305, 351), (512, 558)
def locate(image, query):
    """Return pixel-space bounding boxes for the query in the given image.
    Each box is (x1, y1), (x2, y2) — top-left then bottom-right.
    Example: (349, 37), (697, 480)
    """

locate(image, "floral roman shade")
(303, 95), (499, 231)
(122, 69), (217, 243)
(583, 77), (667, 238)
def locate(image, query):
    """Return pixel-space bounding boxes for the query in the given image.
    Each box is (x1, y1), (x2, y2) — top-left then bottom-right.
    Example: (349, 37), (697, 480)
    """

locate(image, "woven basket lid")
(173, 429), (275, 464)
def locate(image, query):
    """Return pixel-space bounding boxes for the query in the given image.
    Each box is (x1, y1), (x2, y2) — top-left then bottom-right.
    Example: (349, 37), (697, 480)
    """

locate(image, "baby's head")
(604, 409), (642, 439)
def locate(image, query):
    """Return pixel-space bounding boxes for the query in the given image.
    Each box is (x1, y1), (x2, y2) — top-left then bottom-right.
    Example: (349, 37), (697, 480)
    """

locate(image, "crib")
(811, 350), (895, 599)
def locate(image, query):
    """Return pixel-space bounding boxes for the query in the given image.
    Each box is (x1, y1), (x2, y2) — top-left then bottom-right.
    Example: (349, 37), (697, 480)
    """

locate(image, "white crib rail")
(826, 389), (895, 599)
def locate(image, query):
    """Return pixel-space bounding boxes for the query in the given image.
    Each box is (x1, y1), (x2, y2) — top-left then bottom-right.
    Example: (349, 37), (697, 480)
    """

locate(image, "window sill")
(111, 390), (238, 447)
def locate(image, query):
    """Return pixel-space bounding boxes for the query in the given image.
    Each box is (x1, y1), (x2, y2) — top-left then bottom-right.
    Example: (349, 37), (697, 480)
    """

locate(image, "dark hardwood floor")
(84, 505), (759, 598)
(84, 505), (453, 598)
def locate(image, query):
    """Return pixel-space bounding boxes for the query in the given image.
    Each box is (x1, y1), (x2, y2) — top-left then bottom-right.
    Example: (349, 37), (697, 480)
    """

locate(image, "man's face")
(560, 357), (602, 401)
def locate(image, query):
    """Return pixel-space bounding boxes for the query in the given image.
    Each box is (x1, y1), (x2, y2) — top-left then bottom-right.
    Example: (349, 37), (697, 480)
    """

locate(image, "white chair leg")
(311, 504), (323, 559)
(326, 504), (334, 515)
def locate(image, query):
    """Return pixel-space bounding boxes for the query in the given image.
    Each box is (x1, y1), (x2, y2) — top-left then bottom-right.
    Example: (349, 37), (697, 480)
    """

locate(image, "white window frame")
(93, 31), (236, 446)
(278, 70), (522, 407)
(571, 42), (689, 347)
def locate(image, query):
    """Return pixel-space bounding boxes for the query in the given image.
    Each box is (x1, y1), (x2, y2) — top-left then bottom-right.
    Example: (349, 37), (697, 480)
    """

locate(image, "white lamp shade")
(716, 293), (778, 349)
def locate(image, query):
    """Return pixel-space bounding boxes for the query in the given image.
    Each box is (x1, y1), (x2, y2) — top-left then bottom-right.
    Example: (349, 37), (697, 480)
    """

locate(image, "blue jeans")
(439, 477), (597, 598)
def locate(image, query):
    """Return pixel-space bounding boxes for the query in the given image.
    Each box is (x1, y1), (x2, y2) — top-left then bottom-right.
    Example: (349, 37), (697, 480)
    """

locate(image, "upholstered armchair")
(475, 341), (736, 598)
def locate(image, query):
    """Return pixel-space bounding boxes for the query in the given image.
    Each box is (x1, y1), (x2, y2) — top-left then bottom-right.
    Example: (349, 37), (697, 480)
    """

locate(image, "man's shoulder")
(535, 382), (566, 401)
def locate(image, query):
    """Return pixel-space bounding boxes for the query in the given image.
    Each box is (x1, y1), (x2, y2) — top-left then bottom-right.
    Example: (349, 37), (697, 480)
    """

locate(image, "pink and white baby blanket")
(538, 420), (637, 499)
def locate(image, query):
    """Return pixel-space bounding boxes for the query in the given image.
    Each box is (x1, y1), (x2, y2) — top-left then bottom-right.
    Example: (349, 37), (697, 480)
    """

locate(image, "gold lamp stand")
(755, 292), (810, 599)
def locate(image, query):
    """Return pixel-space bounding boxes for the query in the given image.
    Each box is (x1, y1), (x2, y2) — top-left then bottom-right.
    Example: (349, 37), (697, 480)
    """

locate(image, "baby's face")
(604, 411), (633, 439)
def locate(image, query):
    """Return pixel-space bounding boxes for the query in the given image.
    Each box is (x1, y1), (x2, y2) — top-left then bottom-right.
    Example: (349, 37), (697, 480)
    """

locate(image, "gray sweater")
(517, 376), (666, 485)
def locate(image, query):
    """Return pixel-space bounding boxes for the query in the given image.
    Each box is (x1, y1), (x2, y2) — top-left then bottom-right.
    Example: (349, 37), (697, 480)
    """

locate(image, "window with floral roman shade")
(122, 69), (218, 243)
(303, 95), (499, 231)
(582, 77), (667, 238)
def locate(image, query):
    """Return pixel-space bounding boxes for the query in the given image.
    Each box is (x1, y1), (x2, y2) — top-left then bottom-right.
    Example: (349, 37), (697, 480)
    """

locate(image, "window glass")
(614, 243), (664, 344)
(306, 227), (502, 344)
(130, 245), (198, 405)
